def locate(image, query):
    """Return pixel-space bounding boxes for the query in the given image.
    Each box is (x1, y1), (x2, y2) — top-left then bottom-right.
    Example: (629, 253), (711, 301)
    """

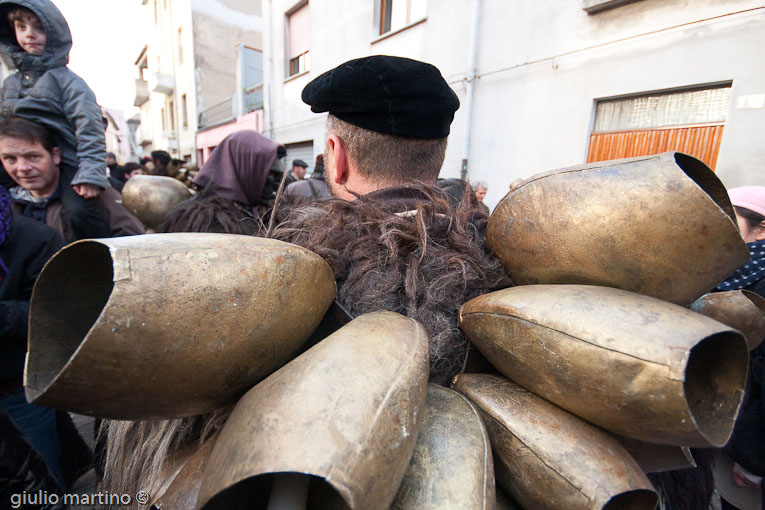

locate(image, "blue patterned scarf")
(0, 185), (12, 279)
(716, 239), (765, 291)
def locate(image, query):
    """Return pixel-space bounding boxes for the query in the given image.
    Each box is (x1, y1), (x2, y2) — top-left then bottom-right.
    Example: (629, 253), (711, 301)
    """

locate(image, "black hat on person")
(301, 55), (460, 139)
(292, 159), (308, 168)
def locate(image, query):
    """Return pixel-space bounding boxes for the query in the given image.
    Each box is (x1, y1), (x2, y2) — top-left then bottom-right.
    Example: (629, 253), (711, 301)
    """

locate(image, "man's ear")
(755, 220), (765, 242)
(52, 146), (61, 166)
(327, 134), (348, 185)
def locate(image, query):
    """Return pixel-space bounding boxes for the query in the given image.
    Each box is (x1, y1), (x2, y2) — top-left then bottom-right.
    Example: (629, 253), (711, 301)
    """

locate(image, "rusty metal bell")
(121, 174), (191, 229)
(486, 152), (748, 305)
(390, 384), (495, 510)
(195, 311), (429, 510)
(459, 284), (749, 447)
(690, 290), (765, 350)
(25, 234), (336, 419)
(613, 435), (696, 474)
(453, 374), (658, 510)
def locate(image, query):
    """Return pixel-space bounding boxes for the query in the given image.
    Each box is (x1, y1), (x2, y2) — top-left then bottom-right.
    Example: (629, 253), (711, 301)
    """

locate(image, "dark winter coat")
(0, 408), (63, 502)
(0, 213), (63, 391)
(283, 175), (330, 206)
(10, 185), (144, 243)
(724, 272), (765, 482)
(0, 0), (109, 189)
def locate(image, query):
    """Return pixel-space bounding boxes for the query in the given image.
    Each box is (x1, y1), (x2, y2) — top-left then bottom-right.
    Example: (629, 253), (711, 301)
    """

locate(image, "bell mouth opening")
(684, 331), (748, 446)
(673, 152), (736, 223)
(602, 490), (658, 510)
(201, 472), (350, 510)
(742, 289), (765, 311)
(25, 241), (114, 400)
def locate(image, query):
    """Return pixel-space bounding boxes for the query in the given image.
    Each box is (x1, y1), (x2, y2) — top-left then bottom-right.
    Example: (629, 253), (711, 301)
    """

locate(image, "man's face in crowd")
(106, 155), (117, 166)
(293, 164), (306, 180)
(475, 187), (487, 202)
(0, 136), (61, 198)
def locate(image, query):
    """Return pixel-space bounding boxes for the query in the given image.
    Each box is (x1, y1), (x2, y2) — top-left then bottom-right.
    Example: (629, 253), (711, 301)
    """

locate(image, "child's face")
(14, 13), (45, 54)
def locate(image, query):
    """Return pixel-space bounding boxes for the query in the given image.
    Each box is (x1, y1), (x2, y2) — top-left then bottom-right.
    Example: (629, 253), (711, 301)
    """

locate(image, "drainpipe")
(169, 0), (181, 157)
(264, 0), (274, 138)
(236, 42), (245, 118)
(460, 0), (481, 182)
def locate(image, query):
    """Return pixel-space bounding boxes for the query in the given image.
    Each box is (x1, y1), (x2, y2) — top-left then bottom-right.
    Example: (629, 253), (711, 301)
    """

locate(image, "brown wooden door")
(587, 123), (724, 170)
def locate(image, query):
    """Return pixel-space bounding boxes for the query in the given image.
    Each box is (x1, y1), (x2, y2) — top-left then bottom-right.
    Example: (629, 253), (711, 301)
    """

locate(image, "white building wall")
(138, 0), (263, 163)
(143, 0), (193, 158)
(265, 0), (765, 209)
(174, 1), (197, 160)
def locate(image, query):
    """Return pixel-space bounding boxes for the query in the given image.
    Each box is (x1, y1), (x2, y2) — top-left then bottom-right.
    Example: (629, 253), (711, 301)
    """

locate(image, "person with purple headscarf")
(159, 130), (282, 234)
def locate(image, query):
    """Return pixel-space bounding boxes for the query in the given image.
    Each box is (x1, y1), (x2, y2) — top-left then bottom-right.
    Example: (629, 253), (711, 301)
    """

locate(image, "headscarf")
(192, 130), (278, 210)
(716, 186), (765, 291)
(0, 185), (12, 279)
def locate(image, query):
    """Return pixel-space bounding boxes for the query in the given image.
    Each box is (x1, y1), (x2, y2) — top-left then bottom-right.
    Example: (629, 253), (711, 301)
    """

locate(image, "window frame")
(181, 94), (188, 130)
(285, 0), (310, 79)
(375, 0), (427, 37)
(168, 98), (175, 131)
(177, 27), (183, 66)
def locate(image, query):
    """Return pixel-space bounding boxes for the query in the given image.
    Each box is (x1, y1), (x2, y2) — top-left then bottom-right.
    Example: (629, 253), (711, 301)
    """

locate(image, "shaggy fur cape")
(272, 183), (511, 385)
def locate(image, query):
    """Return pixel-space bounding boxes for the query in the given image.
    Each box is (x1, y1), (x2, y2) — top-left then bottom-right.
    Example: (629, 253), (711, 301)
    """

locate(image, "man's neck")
(29, 176), (59, 199)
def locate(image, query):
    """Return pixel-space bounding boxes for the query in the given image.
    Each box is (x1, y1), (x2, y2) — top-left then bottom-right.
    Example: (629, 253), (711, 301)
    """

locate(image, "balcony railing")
(198, 97), (235, 129)
(150, 73), (174, 95)
(244, 84), (263, 112)
(198, 84), (264, 129)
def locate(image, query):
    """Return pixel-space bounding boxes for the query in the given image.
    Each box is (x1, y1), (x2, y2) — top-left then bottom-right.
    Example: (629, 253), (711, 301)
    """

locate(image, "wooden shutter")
(588, 124), (724, 170)
(588, 86), (730, 170)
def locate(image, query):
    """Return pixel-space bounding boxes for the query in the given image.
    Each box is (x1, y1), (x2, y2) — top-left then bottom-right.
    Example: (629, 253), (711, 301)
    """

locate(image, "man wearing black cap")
(284, 158), (308, 188)
(282, 154), (330, 207)
(274, 55), (509, 386)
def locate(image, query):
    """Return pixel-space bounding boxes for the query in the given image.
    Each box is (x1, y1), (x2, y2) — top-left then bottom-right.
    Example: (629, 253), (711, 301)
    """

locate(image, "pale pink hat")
(728, 186), (765, 217)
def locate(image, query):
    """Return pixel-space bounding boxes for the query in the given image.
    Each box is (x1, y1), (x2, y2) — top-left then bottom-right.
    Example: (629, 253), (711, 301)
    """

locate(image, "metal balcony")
(150, 73), (174, 95)
(198, 97), (235, 129)
(134, 79), (149, 106)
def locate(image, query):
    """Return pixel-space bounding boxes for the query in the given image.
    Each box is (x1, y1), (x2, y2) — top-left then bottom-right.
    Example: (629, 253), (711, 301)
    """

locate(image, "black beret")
(292, 159), (308, 167)
(302, 55), (460, 139)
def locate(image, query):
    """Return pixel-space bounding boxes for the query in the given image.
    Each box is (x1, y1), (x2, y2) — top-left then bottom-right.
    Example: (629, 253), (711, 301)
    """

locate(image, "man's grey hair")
(326, 115), (447, 185)
(474, 181), (488, 190)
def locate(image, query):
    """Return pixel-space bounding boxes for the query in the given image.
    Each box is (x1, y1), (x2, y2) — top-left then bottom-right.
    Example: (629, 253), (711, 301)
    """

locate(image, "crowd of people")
(0, 1), (763, 509)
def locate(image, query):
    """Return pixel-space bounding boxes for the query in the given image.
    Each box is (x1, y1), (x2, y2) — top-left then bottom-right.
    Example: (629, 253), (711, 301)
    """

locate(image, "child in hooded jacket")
(0, 0), (110, 238)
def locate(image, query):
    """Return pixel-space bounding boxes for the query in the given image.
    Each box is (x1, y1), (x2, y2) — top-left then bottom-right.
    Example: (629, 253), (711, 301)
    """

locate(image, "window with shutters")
(286, 1), (310, 78)
(177, 27), (183, 65)
(588, 84), (732, 170)
(181, 94), (188, 129)
(379, 0), (426, 35)
(168, 99), (175, 131)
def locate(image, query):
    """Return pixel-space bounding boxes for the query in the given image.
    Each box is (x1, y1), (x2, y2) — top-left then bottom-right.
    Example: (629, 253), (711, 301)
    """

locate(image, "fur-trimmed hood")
(0, 0), (71, 73)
